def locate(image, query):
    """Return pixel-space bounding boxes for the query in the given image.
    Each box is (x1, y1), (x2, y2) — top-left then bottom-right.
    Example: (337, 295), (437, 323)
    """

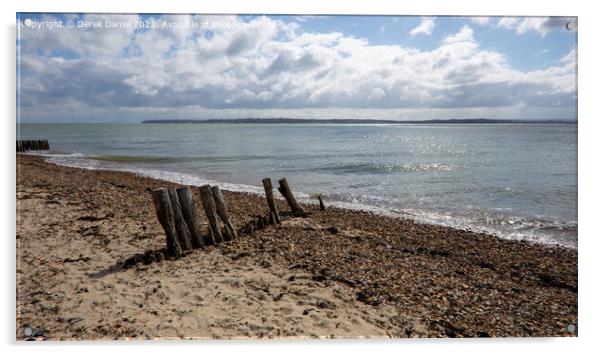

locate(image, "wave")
(89, 151), (413, 165)
(37, 151), (576, 249)
(91, 154), (274, 164)
(322, 162), (456, 175)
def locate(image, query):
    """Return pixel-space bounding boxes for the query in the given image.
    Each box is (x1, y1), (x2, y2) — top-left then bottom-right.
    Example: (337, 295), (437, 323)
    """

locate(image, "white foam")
(42, 151), (267, 195)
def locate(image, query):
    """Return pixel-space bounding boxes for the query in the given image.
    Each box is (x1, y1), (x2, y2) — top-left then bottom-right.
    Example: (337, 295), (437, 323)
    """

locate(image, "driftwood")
(262, 178), (281, 224)
(277, 178), (306, 217)
(176, 187), (205, 248)
(200, 184), (223, 244)
(318, 195), (326, 211)
(167, 189), (194, 251)
(211, 186), (237, 240)
(151, 189), (183, 257)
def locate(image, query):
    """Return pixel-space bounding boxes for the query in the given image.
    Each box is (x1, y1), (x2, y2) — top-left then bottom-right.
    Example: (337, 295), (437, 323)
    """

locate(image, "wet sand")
(16, 154), (577, 339)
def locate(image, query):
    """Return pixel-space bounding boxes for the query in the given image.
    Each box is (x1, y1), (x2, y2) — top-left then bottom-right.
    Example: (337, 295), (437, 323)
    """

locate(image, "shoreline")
(16, 154), (578, 339)
(35, 150), (577, 249)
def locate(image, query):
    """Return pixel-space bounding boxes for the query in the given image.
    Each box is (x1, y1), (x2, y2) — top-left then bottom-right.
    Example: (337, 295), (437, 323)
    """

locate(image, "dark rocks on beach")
(62, 255), (92, 263)
(122, 249), (167, 269)
(325, 226), (338, 234)
(356, 289), (382, 306)
(476, 330), (490, 337)
(538, 274), (578, 293)
(317, 299), (336, 309)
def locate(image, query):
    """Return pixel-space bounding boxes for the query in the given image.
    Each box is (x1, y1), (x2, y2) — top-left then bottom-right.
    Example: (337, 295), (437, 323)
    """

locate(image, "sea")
(18, 123), (578, 248)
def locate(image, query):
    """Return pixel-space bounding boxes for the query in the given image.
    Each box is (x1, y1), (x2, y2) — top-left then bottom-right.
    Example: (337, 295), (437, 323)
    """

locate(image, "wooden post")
(152, 189), (183, 257)
(277, 178), (306, 217)
(167, 189), (193, 251)
(318, 195), (326, 211)
(211, 186), (237, 240)
(262, 178), (281, 224)
(176, 187), (205, 248)
(16, 140), (50, 152)
(200, 185), (223, 243)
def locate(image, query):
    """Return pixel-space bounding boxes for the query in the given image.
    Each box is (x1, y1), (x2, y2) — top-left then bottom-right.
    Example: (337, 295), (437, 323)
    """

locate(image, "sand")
(16, 154), (577, 339)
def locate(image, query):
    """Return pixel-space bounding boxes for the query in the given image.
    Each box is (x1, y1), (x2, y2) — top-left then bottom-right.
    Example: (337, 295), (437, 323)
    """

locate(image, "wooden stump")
(176, 187), (205, 248)
(167, 189), (193, 251)
(318, 195), (326, 211)
(152, 189), (183, 257)
(16, 139), (50, 152)
(277, 178), (306, 217)
(262, 178), (281, 224)
(200, 185), (223, 243)
(211, 186), (237, 240)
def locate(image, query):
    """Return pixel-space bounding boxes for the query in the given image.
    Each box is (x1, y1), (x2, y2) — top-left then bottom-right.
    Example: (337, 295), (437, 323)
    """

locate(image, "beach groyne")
(16, 139), (50, 152)
(147, 177), (310, 259)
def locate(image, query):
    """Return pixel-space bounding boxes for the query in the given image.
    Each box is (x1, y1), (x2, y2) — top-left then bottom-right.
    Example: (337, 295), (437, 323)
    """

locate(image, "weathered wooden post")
(318, 195), (326, 211)
(211, 186), (237, 241)
(200, 185), (223, 244)
(16, 139), (50, 152)
(262, 178), (281, 224)
(176, 187), (205, 248)
(277, 178), (306, 217)
(167, 189), (194, 251)
(152, 189), (183, 257)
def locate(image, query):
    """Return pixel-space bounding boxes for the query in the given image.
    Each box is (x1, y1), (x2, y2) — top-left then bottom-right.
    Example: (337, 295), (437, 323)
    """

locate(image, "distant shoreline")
(141, 118), (577, 125)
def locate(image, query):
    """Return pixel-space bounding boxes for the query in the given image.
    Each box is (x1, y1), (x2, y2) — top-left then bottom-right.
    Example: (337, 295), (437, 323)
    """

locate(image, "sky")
(17, 13), (577, 123)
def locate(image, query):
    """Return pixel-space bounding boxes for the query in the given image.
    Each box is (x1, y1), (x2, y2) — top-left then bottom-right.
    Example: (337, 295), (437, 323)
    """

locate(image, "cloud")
(497, 16), (577, 36)
(469, 17), (490, 25)
(443, 25), (475, 44)
(18, 14), (576, 122)
(409, 17), (436, 36)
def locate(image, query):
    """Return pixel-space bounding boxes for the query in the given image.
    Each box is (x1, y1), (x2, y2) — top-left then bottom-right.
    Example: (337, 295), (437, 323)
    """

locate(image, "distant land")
(141, 118), (576, 124)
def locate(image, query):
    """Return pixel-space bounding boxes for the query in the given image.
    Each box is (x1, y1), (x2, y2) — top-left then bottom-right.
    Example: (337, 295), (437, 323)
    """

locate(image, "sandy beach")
(16, 154), (577, 339)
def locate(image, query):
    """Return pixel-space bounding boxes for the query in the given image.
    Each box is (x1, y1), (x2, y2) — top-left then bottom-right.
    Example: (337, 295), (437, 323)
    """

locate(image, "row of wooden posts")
(152, 177), (316, 257)
(16, 139), (50, 152)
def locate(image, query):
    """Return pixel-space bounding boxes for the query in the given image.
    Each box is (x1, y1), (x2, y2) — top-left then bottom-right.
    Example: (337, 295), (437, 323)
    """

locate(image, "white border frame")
(4, 1), (600, 353)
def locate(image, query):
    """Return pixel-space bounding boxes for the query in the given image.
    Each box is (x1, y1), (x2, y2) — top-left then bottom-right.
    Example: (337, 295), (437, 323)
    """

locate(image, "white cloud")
(443, 25), (475, 44)
(409, 17), (436, 36)
(497, 17), (576, 36)
(497, 17), (519, 30)
(560, 48), (576, 65)
(18, 15), (576, 122)
(470, 17), (490, 25)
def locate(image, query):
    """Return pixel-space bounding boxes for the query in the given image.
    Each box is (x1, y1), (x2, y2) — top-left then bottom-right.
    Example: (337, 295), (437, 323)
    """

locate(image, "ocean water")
(18, 123), (578, 248)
